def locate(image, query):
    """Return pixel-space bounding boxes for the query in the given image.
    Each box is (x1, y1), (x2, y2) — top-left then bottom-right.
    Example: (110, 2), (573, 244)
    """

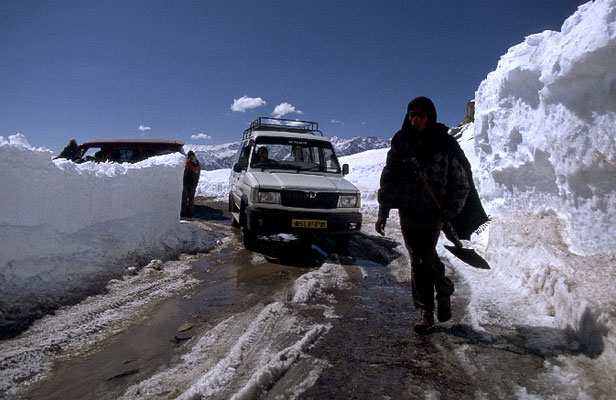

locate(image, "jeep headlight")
(257, 190), (281, 204)
(338, 193), (359, 208)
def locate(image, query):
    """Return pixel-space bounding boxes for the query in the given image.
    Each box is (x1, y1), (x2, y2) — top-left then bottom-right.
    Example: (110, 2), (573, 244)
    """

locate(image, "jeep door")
(230, 141), (251, 207)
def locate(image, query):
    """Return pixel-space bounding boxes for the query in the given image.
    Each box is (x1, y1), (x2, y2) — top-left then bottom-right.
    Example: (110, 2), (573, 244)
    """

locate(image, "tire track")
(0, 255), (201, 397)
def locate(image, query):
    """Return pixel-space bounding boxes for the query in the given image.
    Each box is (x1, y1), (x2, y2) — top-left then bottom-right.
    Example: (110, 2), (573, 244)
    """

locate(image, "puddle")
(24, 243), (307, 400)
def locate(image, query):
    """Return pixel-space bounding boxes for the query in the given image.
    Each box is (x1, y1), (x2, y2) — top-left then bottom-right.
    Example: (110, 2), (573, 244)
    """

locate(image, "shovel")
(414, 166), (491, 270)
(442, 230), (491, 270)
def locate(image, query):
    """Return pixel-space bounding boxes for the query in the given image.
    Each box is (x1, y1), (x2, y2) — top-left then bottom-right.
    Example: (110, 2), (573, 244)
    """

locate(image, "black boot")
(414, 310), (435, 334)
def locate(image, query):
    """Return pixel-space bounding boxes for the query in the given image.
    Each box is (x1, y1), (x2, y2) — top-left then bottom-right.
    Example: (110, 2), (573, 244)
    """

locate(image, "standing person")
(181, 151), (201, 218)
(375, 96), (471, 333)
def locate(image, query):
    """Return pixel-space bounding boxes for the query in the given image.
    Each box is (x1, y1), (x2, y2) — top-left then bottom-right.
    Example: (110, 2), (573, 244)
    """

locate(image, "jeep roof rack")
(243, 117), (323, 140)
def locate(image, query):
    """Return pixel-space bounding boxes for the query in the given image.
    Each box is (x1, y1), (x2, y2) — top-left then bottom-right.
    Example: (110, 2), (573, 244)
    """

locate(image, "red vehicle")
(78, 139), (185, 163)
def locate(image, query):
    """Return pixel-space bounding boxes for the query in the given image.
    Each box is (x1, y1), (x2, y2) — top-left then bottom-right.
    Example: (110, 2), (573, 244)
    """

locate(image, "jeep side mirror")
(342, 164), (349, 176)
(234, 157), (248, 173)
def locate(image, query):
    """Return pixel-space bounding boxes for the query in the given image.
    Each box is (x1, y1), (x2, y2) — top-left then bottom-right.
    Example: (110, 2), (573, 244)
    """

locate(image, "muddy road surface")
(1, 200), (603, 399)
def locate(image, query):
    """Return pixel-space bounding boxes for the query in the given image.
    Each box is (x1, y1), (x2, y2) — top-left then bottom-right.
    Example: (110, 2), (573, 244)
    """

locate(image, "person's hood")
(400, 96), (438, 132)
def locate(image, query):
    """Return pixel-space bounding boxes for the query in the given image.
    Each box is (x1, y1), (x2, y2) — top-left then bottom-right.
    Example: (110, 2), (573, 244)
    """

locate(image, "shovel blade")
(444, 245), (491, 270)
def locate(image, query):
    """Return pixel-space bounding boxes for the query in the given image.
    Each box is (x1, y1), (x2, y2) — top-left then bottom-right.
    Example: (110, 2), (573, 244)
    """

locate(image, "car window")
(116, 149), (134, 162)
(235, 142), (251, 170)
(82, 147), (103, 162)
(77, 142), (183, 163)
(323, 147), (340, 172)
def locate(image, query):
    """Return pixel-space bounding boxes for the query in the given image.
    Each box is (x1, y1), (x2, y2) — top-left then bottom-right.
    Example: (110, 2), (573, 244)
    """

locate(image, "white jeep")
(228, 117), (362, 252)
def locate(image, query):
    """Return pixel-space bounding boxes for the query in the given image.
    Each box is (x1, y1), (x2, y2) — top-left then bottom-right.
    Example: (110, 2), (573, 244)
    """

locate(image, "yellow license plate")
(292, 219), (327, 229)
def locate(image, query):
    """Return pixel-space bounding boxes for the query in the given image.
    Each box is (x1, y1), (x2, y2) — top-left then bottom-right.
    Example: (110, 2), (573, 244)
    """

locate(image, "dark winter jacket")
(446, 140), (490, 240)
(183, 156), (201, 187)
(378, 97), (489, 238)
(377, 122), (470, 227)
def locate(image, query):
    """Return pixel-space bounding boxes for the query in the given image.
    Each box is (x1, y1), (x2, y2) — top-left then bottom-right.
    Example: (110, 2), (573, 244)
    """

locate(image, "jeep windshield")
(250, 137), (341, 173)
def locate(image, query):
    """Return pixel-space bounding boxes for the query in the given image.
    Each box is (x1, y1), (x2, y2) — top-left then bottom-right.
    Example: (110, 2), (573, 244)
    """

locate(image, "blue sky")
(2, 0), (586, 153)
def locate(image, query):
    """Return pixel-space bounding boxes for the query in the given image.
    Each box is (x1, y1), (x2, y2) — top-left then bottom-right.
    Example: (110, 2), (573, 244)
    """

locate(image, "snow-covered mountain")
(184, 136), (390, 171)
(183, 142), (240, 171)
(328, 136), (390, 157)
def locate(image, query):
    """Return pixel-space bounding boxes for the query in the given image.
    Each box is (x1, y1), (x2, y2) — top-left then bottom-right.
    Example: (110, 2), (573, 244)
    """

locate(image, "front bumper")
(245, 206), (362, 236)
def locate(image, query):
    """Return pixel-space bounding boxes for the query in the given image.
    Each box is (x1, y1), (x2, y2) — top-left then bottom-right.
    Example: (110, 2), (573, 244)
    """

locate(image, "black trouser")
(181, 185), (197, 217)
(400, 223), (454, 312)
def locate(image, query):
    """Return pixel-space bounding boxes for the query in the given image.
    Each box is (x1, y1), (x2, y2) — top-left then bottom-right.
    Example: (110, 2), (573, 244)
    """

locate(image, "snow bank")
(1, 135), (181, 234)
(197, 168), (232, 201)
(0, 134), (216, 329)
(474, 0), (616, 256)
(472, 0), (616, 381)
(341, 148), (388, 208)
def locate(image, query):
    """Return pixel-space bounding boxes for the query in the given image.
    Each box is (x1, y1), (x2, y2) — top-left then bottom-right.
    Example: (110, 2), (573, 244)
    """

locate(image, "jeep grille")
(281, 190), (338, 209)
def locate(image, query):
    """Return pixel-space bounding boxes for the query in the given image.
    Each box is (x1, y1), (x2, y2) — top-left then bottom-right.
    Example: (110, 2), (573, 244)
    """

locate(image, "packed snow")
(1, 0), (615, 397)
(474, 0), (616, 256)
(472, 0), (616, 386)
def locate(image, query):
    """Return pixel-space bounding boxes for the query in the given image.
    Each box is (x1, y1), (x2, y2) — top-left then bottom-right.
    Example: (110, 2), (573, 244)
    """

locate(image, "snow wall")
(475, 0), (616, 256)
(0, 134), (208, 328)
(474, 0), (616, 368)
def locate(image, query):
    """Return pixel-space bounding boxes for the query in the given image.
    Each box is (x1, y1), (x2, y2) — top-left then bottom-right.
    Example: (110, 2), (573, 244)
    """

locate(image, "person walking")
(181, 151), (201, 218)
(375, 96), (471, 333)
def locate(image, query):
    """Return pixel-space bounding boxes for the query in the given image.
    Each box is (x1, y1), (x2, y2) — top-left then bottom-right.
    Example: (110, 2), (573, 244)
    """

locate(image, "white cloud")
(272, 102), (303, 118)
(231, 96), (266, 112)
(138, 125), (152, 132)
(191, 133), (212, 140)
(331, 119), (341, 124)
